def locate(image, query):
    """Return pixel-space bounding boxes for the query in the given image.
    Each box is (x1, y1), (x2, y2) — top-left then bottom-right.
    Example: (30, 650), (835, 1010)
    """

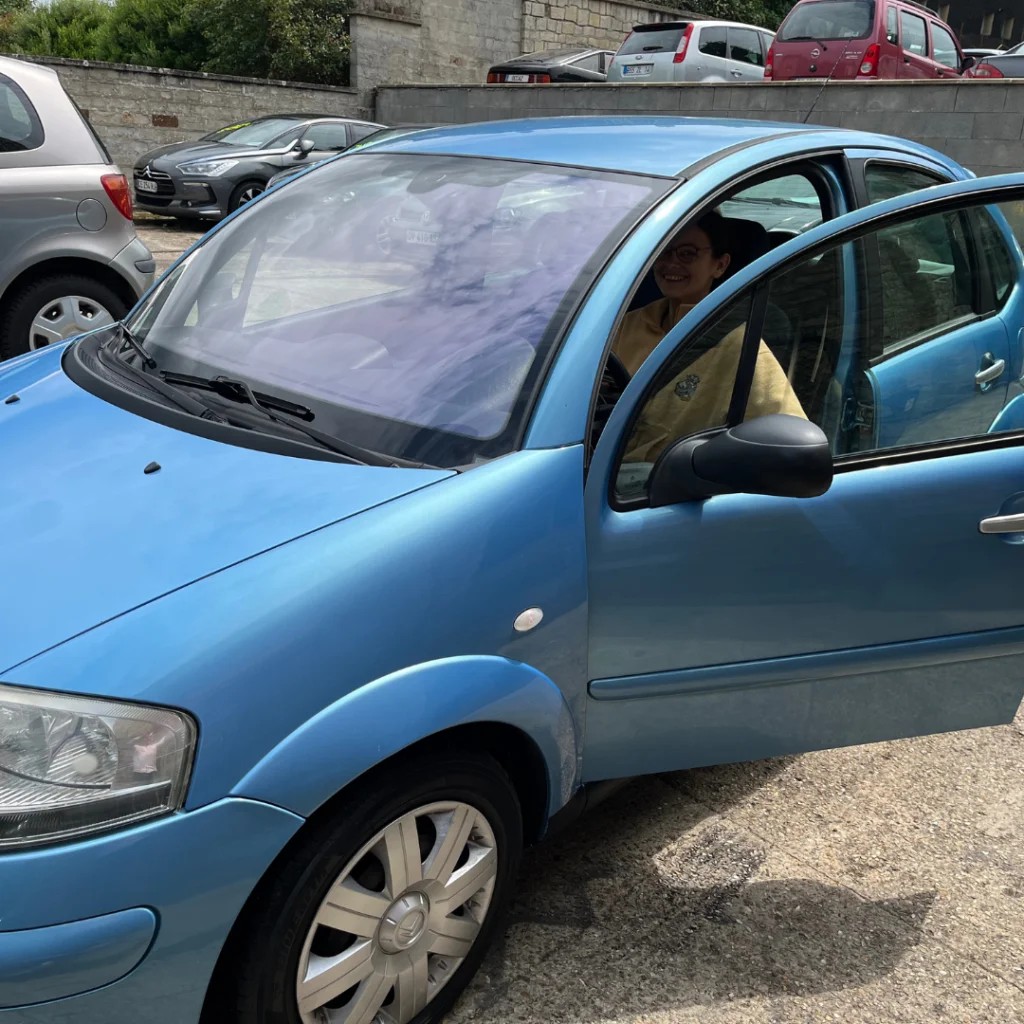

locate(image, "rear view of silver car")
(608, 20), (775, 82)
(0, 56), (154, 361)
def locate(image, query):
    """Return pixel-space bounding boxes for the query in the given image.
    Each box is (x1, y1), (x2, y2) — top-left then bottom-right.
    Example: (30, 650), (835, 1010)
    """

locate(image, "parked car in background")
(264, 125), (435, 190)
(0, 57), (154, 361)
(607, 20), (775, 82)
(767, 0), (973, 80)
(132, 115), (384, 222)
(971, 42), (1024, 76)
(7, 114), (1024, 1024)
(487, 47), (616, 82)
(963, 47), (1004, 58)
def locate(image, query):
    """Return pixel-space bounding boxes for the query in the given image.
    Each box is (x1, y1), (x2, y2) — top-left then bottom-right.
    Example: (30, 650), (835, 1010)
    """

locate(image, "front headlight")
(176, 158), (239, 176)
(0, 683), (196, 849)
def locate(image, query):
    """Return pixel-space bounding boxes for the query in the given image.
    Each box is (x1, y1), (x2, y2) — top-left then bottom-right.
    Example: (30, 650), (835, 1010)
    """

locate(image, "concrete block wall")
(522, 0), (684, 54)
(5, 55), (359, 172)
(375, 80), (1024, 177)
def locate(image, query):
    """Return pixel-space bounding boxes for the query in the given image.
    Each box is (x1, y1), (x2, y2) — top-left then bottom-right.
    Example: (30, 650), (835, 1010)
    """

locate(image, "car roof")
(366, 116), (840, 178)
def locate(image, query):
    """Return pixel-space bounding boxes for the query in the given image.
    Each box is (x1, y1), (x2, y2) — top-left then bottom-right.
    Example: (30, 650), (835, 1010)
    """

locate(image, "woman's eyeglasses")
(660, 244), (711, 265)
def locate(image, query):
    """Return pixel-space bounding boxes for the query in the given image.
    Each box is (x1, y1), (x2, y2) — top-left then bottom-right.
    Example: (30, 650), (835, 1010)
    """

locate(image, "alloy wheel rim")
(29, 295), (114, 350)
(296, 800), (498, 1024)
(239, 185), (264, 205)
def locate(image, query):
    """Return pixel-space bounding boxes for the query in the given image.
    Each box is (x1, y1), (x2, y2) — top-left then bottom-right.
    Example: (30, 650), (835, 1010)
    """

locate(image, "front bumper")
(133, 170), (232, 220)
(0, 798), (303, 1023)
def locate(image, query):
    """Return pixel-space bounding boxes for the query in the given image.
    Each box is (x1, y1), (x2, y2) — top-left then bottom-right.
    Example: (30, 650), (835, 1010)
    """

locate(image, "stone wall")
(522, 0), (688, 54)
(375, 80), (1024, 178)
(4, 55), (360, 172)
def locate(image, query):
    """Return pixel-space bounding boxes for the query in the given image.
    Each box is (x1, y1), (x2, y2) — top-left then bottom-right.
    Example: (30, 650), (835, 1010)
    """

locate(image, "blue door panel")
(870, 317), (1011, 449)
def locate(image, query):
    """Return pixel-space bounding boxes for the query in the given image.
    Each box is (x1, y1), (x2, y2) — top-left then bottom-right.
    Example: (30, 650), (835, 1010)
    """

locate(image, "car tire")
(0, 274), (127, 361)
(218, 747), (523, 1024)
(228, 180), (267, 213)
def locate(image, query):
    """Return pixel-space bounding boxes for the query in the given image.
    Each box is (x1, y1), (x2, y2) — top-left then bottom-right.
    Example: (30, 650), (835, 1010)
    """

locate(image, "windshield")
(778, 0), (875, 41)
(126, 153), (667, 467)
(202, 117), (303, 147)
(619, 25), (689, 55)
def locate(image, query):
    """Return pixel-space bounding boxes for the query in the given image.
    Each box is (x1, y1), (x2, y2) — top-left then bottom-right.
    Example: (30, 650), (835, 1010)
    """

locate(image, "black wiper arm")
(117, 322), (156, 369)
(102, 342), (227, 423)
(164, 372), (426, 468)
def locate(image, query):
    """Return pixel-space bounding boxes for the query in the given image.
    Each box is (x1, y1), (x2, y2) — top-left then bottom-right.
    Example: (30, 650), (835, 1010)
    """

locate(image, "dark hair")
(695, 210), (733, 257)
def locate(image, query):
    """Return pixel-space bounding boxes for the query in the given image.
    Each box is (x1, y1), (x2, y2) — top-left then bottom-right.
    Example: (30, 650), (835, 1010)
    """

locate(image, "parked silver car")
(607, 20), (775, 82)
(0, 56), (155, 361)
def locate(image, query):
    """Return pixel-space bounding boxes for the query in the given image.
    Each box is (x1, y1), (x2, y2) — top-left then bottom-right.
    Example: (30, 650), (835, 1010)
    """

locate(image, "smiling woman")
(112, 153), (669, 467)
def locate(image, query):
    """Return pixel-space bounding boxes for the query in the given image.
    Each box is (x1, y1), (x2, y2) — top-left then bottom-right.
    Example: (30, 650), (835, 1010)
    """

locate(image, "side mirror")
(292, 138), (316, 158)
(648, 414), (833, 507)
(961, 54), (976, 72)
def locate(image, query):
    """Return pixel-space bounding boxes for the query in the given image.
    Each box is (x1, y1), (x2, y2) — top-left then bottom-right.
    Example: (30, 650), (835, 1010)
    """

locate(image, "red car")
(766, 0), (975, 81)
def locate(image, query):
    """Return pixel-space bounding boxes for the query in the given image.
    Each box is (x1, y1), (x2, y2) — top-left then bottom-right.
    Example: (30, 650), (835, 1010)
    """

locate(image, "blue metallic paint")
(0, 799), (303, 1023)
(0, 909), (156, 1009)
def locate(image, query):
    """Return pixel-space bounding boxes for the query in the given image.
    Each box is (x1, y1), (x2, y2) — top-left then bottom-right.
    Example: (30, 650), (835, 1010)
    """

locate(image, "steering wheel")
(590, 351), (631, 451)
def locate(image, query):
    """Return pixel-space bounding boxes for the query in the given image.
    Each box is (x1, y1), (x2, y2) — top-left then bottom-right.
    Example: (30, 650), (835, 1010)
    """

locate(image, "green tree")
(188, 0), (350, 84)
(670, 0), (794, 30)
(96, 0), (208, 69)
(2, 0), (110, 59)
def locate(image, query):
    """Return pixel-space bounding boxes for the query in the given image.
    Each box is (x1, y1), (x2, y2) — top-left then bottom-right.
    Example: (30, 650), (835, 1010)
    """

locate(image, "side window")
(730, 27), (765, 65)
(303, 123), (351, 152)
(886, 5), (899, 44)
(571, 53), (603, 73)
(900, 11), (928, 55)
(931, 23), (959, 68)
(0, 74), (44, 152)
(699, 26), (728, 58)
(864, 163), (945, 203)
(349, 124), (380, 145)
(974, 207), (1016, 305)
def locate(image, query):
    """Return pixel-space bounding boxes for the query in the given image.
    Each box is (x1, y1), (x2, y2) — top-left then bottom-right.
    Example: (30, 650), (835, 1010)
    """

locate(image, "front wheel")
(223, 749), (523, 1024)
(228, 179), (266, 213)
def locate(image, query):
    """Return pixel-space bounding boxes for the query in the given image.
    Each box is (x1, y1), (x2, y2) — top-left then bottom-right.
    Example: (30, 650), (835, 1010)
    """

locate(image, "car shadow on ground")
(454, 759), (936, 1021)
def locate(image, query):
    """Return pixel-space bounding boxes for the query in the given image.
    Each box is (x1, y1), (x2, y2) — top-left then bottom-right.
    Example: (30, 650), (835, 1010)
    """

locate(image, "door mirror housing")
(292, 138), (316, 157)
(648, 414), (833, 507)
(961, 54), (976, 72)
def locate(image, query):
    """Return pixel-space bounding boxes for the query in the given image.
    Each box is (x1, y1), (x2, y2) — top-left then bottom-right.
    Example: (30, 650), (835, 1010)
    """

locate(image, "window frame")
(929, 21), (960, 68)
(604, 182), (1024, 512)
(728, 26), (765, 66)
(886, 5), (899, 44)
(698, 25), (729, 58)
(899, 9), (929, 56)
(0, 72), (45, 153)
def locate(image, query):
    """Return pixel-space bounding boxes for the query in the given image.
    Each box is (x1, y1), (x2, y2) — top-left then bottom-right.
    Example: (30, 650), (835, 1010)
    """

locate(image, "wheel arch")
(0, 255), (138, 314)
(231, 655), (580, 841)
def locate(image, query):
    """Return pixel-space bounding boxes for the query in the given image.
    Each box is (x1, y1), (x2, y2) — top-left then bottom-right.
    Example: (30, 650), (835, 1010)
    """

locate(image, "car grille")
(133, 166), (175, 201)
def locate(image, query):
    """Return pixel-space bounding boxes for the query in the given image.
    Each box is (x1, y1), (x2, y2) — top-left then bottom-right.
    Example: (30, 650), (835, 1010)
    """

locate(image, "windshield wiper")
(161, 371), (428, 468)
(783, 35), (829, 49)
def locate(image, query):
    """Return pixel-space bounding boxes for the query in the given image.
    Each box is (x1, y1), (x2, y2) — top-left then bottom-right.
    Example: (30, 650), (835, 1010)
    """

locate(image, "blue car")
(5, 116), (1024, 1024)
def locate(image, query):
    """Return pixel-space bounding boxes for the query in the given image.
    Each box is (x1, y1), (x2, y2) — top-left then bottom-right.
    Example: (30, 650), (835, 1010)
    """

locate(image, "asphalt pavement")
(136, 211), (1024, 1024)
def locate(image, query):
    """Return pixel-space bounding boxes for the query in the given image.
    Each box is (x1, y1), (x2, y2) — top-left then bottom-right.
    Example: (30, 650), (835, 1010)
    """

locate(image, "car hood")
(137, 140), (275, 170)
(0, 345), (454, 674)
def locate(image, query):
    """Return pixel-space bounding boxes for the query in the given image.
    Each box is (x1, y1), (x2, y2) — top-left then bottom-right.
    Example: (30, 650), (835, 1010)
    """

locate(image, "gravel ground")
(134, 212), (1024, 1023)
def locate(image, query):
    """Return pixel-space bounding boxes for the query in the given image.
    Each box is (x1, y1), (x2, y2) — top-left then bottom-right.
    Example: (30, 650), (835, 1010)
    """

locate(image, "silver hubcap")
(238, 185), (263, 206)
(296, 801), (498, 1024)
(29, 295), (114, 349)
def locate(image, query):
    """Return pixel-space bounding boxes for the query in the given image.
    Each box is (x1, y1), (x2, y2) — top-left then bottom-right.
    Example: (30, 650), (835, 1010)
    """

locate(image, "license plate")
(406, 229), (439, 245)
(623, 64), (653, 77)
(505, 74), (530, 83)
(136, 179), (159, 193)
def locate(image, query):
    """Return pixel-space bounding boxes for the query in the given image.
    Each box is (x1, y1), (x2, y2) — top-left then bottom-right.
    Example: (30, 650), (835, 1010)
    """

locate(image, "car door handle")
(976, 356), (1006, 385)
(980, 512), (1024, 534)
(731, 70), (743, 77)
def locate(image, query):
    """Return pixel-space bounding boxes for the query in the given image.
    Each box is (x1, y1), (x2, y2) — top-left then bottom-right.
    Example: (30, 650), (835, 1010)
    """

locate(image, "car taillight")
(672, 24), (693, 63)
(487, 72), (498, 83)
(531, 73), (551, 83)
(101, 173), (132, 220)
(764, 44), (774, 78)
(858, 42), (880, 76)
(973, 61), (1004, 77)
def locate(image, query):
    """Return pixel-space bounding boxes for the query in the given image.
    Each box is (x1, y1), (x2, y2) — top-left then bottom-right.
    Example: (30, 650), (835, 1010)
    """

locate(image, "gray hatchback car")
(0, 56), (155, 361)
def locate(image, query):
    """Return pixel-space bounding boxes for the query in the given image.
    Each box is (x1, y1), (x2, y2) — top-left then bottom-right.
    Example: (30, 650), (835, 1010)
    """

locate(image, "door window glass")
(570, 52), (603, 72)
(931, 23), (959, 67)
(975, 207), (1016, 304)
(0, 74), (44, 152)
(865, 163), (945, 203)
(349, 124), (380, 144)
(729, 28), (764, 65)
(886, 5), (899, 43)
(900, 11), (928, 54)
(303, 123), (350, 151)
(699, 26), (728, 57)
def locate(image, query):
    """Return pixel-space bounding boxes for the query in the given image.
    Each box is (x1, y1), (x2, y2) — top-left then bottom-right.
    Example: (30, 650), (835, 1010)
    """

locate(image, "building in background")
(919, 0), (1024, 49)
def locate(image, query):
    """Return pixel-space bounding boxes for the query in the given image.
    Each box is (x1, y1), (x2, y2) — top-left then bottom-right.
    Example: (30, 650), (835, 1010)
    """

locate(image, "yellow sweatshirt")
(612, 298), (806, 463)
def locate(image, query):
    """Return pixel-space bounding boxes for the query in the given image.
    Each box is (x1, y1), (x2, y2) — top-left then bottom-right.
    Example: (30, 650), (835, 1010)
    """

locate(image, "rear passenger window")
(0, 74), (44, 152)
(900, 11), (928, 55)
(865, 163), (945, 203)
(931, 23), (959, 68)
(729, 28), (764, 65)
(886, 5), (899, 43)
(699, 26), (727, 57)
